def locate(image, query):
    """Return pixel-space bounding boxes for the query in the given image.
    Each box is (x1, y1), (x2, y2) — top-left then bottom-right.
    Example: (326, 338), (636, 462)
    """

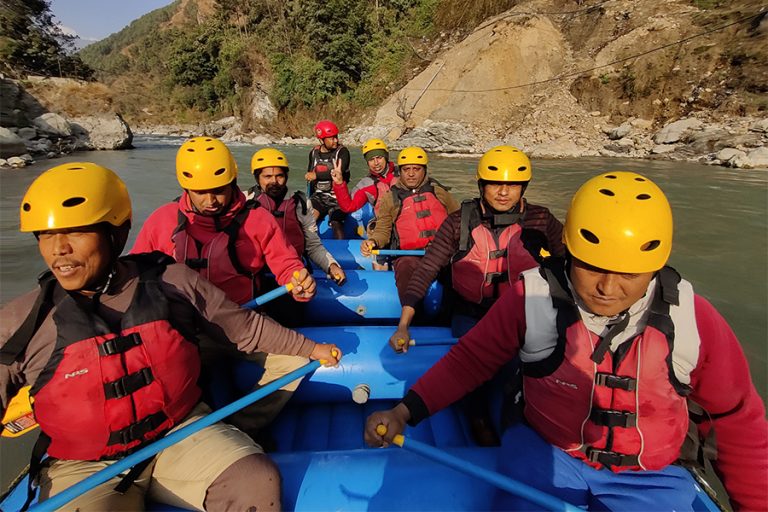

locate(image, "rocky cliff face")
(347, 0), (767, 167)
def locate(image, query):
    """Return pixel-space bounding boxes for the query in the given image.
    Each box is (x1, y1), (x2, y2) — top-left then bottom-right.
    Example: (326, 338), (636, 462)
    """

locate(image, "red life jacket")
(391, 180), (449, 250)
(451, 199), (539, 304)
(256, 190), (307, 256)
(310, 146), (343, 193)
(27, 253), (201, 461)
(520, 261), (700, 471)
(172, 200), (258, 304)
(371, 164), (396, 215)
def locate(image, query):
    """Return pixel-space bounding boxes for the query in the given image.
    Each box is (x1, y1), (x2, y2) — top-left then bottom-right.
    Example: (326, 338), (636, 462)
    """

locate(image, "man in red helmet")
(305, 120), (350, 239)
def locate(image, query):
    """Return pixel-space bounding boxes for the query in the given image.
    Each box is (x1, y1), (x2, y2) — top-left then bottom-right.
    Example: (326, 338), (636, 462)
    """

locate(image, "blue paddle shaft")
(30, 360), (322, 512)
(374, 249), (425, 256)
(241, 284), (292, 309)
(398, 436), (580, 512)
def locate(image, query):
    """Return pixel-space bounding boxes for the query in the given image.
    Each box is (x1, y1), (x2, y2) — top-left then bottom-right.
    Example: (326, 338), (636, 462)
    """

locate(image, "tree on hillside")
(0, 0), (93, 79)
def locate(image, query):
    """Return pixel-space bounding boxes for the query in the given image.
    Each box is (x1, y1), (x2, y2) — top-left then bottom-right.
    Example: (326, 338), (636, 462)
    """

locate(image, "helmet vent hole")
(488, 165), (498, 171)
(580, 229), (600, 245)
(183, 171), (194, 179)
(598, 189), (615, 196)
(605, 175), (617, 179)
(634, 177), (646, 182)
(62, 197), (86, 208)
(186, 148), (195, 153)
(214, 168), (226, 176)
(518, 166), (527, 171)
(22, 203), (31, 212)
(636, 193), (651, 200)
(641, 240), (661, 252)
(205, 147), (215, 152)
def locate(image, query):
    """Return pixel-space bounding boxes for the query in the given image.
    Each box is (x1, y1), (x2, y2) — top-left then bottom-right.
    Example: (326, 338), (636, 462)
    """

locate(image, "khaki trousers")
(38, 403), (263, 511)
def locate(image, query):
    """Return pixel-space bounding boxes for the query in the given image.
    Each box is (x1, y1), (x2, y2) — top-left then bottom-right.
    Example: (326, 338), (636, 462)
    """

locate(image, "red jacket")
(132, 189), (305, 305)
(333, 163), (397, 213)
(406, 276), (768, 510)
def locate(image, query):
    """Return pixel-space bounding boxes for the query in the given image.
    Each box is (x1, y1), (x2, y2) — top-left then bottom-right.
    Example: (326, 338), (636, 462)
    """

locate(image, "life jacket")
(451, 199), (539, 304)
(255, 190), (307, 256)
(519, 259), (701, 471)
(372, 164), (396, 215)
(172, 200), (259, 304)
(310, 145), (343, 193)
(391, 180), (449, 250)
(4, 253), (201, 461)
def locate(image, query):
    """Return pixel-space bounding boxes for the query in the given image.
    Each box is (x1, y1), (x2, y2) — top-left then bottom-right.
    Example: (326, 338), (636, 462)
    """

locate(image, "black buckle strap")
(595, 372), (637, 391)
(104, 368), (155, 400)
(418, 230), (436, 239)
(185, 257), (208, 269)
(484, 271), (509, 284)
(415, 210), (432, 219)
(489, 249), (507, 259)
(98, 333), (143, 357)
(590, 408), (637, 428)
(584, 446), (639, 467)
(107, 411), (168, 446)
(272, 210), (285, 218)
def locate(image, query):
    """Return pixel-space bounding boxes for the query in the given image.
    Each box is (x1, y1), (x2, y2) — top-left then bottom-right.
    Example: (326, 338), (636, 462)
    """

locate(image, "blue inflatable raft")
(0, 220), (723, 511)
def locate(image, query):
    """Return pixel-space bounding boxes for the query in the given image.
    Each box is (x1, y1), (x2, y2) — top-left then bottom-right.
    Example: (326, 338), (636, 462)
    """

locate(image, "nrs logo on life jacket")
(23, 253), (203, 461)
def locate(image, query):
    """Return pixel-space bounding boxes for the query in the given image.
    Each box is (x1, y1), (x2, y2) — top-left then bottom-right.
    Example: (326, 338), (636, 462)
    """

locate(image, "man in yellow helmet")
(330, 138), (397, 215)
(366, 172), (767, 511)
(132, 137), (318, 438)
(360, 146), (460, 302)
(388, 146), (565, 445)
(0, 163), (341, 510)
(248, 147), (346, 287)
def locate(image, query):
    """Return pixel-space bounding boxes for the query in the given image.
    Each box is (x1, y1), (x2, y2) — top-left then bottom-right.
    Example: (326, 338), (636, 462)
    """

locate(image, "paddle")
(396, 338), (457, 347)
(371, 249), (425, 256)
(375, 425), (580, 512)
(30, 359), (329, 512)
(241, 282), (294, 310)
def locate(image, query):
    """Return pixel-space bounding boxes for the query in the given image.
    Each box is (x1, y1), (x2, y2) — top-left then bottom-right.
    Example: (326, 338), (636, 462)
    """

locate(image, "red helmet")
(314, 120), (339, 139)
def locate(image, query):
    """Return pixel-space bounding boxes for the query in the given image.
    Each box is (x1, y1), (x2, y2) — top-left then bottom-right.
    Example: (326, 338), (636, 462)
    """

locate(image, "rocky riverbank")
(3, 77), (767, 170)
(0, 77), (133, 168)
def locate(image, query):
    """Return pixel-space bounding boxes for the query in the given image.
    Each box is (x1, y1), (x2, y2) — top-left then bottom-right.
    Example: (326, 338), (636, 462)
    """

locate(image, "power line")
(402, 9), (766, 94)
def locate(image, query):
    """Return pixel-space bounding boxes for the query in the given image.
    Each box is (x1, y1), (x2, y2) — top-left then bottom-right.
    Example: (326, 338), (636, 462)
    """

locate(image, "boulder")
(653, 118), (703, 144)
(33, 112), (72, 137)
(0, 127), (27, 158)
(716, 148), (747, 165)
(251, 135), (273, 145)
(746, 147), (768, 169)
(17, 127), (37, 140)
(608, 122), (632, 140)
(70, 114), (133, 150)
(7, 156), (28, 168)
(651, 144), (677, 154)
(749, 118), (768, 134)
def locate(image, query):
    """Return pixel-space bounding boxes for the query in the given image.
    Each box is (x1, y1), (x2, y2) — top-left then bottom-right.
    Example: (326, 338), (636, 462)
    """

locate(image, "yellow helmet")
(397, 146), (428, 167)
(176, 137), (238, 190)
(362, 139), (388, 157)
(20, 162), (131, 232)
(564, 172), (673, 273)
(251, 148), (289, 174)
(477, 145), (532, 182)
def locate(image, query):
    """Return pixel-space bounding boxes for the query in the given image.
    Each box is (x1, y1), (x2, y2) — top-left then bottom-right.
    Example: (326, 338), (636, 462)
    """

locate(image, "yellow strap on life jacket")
(539, 248), (551, 259)
(2, 386), (38, 438)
